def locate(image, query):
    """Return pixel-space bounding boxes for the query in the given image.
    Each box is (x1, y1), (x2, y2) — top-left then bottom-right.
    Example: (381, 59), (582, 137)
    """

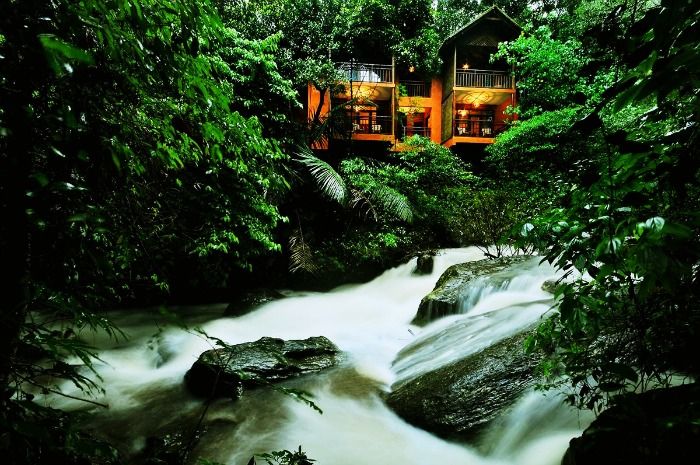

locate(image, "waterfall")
(392, 257), (556, 385)
(42, 248), (589, 465)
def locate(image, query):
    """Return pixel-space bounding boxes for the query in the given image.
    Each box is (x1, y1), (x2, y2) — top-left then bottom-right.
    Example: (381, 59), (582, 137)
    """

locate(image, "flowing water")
(42, 247), (593, 465)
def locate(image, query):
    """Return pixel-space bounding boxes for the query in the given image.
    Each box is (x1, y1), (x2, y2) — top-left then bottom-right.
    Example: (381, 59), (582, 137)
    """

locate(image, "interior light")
(409, 66), (415, 73)
(462, 63), (470, 69)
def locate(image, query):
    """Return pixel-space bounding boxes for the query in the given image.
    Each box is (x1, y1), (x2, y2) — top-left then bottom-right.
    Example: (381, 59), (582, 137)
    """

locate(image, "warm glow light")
(463, 91), (492, 107)
(409, 66), (415, 73)
(462, 63), (470, 69)
(353, 86), (374, 101)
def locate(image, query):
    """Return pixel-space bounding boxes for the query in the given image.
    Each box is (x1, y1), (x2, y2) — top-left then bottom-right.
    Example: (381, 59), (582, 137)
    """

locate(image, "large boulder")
(411, 255), (532, 326)
(563, 383), (700, 465)
(385, 330), (540, 442)
(185, 336), (341, 399)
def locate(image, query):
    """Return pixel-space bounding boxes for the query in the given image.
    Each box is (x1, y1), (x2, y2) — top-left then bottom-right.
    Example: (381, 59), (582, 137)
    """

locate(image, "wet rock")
(184, 336), (341, 399)
(224, 288), (285, 317)
(541, 279), (562, 295)
(563, 383), (700, 465)
(413, 252), (435, 275)
(411, 255), (531, 326)
(385, 330), (540, 442)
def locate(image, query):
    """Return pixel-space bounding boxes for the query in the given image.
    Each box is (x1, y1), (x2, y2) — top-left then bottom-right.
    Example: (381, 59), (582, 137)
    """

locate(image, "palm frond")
(289, 227), (318, 274)
(349, 188), (378, 222)
(295, 148), (347, 204)
(369, 185), (413, 223)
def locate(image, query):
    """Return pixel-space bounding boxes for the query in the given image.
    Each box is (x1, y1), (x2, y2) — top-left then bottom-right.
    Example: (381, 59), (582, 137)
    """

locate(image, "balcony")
(454, 118), (507, 138)
(337, 62), (393, 84)
(400, 81), (431, 98)
(456, 69), (511, 89)
(346, 115), (393, 135)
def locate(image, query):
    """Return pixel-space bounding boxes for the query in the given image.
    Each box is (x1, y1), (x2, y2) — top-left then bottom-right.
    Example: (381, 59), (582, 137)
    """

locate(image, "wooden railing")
(454, 119), (507, 137)
(402, 126), (431, 138)
(455, 69), (511, 89)
(346, 115), (393, 135)
(400, 81), (431, 97)
(337, 62), (393, 83)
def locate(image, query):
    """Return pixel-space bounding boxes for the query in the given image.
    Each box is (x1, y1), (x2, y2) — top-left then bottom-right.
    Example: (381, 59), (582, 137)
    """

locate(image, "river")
(43, 247), (592, 465)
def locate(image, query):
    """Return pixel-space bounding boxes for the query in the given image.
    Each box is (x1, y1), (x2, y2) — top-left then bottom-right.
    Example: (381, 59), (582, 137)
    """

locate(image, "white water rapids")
(43, 247), (593, 464)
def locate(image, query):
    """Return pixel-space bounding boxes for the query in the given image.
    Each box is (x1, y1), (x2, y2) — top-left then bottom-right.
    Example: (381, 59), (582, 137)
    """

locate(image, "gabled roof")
(440, 6), (522, 54)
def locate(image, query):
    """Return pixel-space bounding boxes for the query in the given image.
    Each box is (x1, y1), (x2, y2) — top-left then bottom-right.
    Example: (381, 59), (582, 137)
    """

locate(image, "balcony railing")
(456, 69), (511, 89)
(454, 118), (507, 138)
(400, 81), (431, 98)
(337, 62), (393, 84)
(403, 126), (431, 138)
(346, 115), (393, 135)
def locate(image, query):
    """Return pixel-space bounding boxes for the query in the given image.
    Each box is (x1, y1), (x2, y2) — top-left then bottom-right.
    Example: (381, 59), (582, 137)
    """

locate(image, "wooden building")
(306, 6), (521, 150)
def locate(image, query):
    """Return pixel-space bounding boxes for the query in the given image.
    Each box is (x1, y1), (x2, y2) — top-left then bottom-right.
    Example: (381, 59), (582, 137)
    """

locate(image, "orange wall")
(430, 78), (443, 144)
(307, 83), (331, 123)
(307, 84), (332, 149)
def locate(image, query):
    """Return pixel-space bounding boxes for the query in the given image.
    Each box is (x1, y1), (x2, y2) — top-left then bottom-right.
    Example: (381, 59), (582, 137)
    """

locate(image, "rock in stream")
(412, 251), (436, 275)
(563, 383), (700, 465)
(185, 336), (341, 399)
(411, 255), (532, 326)
(386, 330), (540, 442)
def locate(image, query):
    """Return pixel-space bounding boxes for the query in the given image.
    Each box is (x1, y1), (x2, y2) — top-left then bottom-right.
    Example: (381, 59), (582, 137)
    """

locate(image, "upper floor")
(439, 6), (520, 147)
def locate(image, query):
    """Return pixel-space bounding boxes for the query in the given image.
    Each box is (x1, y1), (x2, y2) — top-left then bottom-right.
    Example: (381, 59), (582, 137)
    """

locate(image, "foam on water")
(42, 248), (588, 464)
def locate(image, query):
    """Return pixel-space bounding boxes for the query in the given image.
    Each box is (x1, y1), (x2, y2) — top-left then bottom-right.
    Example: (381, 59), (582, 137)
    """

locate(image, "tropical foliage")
(489, 0), (700, 411)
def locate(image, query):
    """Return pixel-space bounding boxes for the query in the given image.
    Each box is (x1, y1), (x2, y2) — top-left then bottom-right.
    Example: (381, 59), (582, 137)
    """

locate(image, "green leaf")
(605, 363), (639, 383)
(295, 148), (347, 204)
(645, 216), (665, 232)
(369, 185), (413, 223)
(39, 34), (94, 75)
(662, 221), (692, 238)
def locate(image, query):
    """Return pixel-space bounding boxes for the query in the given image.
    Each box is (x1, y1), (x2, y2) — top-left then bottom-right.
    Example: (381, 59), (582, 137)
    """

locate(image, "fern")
(295, 148), (347, 204)
(368, 185), (413, 223)
(288, 227), (318, 274)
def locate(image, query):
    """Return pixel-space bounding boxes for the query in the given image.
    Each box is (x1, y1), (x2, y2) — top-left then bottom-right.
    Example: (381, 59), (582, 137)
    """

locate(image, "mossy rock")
(411, 255), (532, 326)
(184, 336), (341, 399)
(541, 279), (563, 295)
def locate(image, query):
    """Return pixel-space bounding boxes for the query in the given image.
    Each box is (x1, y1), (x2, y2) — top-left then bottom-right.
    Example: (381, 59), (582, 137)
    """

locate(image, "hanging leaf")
(295, 148), (347, 204)
(368, 185), (413, 223)
(288, 227), (318, 274)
